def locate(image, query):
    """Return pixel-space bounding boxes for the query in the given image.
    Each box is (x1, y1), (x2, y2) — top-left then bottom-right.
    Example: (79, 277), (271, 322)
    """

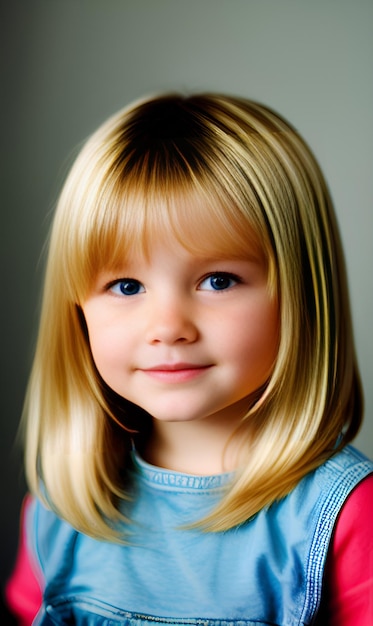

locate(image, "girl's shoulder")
(322, 443), (372, 470)
(312, 444), (373, 498)
(315, 443), (373, 478)
(321, 470), (373, 626)
(25, 495), (80, 582)
(288, 444), (373, 528)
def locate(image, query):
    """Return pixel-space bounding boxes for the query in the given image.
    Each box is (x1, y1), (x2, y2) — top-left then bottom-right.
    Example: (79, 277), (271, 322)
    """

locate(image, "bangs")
(74, 173), (273, 301)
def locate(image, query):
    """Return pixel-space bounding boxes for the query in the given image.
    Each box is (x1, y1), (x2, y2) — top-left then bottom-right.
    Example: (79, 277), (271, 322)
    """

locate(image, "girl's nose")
(145, 297), (199, 345)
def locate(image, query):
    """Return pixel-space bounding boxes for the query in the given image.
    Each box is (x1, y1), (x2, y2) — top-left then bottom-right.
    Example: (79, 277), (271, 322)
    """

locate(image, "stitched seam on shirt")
(301, 459), (373, 622)
(46, 594), (275, 624)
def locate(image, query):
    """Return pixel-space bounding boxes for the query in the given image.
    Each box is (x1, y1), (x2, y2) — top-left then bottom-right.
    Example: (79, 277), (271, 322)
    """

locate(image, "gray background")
(2, 0), (372, 605)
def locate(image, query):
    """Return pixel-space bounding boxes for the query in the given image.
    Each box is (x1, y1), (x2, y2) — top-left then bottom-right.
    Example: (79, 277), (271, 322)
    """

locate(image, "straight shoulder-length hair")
(23, 93), (362, 539)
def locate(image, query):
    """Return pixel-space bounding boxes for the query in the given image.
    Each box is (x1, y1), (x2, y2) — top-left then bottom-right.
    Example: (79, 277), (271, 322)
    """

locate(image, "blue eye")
(110, 279), (145, 296)
(199, 273), (239, 291)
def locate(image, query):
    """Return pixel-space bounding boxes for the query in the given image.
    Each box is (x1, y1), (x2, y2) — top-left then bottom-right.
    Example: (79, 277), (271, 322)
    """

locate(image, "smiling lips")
(140, 363), (212, 383)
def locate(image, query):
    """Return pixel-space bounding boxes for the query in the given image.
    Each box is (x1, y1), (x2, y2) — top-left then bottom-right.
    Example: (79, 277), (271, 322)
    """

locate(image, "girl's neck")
(142, 417), (245, 476)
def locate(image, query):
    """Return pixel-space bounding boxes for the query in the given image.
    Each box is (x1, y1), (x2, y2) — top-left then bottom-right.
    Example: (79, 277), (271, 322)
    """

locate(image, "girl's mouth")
(139, 363), (212, 383)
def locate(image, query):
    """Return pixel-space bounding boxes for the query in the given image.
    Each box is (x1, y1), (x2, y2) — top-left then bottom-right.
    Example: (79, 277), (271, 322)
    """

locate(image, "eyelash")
(106, 272), (242, 297)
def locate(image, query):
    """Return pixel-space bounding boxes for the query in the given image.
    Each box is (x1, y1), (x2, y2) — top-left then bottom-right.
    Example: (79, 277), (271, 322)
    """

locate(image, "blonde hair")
(23, 93), (362, 538)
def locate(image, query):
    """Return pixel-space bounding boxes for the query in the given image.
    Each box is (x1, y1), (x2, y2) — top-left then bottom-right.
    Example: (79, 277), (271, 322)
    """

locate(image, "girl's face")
(82, 230), (279, 432)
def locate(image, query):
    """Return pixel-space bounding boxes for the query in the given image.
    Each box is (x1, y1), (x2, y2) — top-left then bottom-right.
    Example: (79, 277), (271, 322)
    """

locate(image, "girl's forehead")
(99, 189), (266, 271)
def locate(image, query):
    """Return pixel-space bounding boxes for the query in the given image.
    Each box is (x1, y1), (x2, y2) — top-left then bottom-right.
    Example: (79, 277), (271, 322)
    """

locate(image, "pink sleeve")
(5, 495), (43, 626)
(324, 473), (373, 626)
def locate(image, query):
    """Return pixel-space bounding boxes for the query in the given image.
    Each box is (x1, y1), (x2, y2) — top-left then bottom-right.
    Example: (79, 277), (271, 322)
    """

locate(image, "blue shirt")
(28, 445), (373, 625)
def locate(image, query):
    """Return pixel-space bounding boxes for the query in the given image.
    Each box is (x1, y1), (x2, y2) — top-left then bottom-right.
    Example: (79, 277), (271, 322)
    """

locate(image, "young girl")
(6, 94), (373, 625)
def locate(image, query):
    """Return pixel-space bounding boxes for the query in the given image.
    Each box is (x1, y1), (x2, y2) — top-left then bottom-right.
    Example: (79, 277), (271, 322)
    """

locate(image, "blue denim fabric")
(28, 445), (373, 626)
